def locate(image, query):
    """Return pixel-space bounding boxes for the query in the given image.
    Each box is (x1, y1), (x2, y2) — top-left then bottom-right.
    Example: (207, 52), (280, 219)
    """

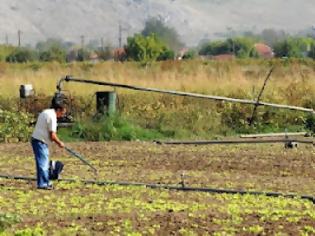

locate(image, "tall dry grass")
(0, 59), (314, 108)
(1, 59), (314, 140)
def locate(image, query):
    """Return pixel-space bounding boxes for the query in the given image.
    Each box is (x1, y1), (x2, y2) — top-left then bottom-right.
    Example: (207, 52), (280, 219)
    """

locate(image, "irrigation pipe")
(155, 139), (315, 146)
(239, 132), (308, 138)
(57, 76), (315, 114)
(0, 174), (314, 204)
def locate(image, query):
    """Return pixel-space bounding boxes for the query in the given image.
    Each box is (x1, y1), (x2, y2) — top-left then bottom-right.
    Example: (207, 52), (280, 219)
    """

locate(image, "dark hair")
(51, 101), (66, 110)
(51, 92), (67, 110)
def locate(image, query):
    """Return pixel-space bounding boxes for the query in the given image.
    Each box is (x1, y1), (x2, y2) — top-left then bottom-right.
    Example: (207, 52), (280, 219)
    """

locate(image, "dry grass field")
(0, 60), (314, 108)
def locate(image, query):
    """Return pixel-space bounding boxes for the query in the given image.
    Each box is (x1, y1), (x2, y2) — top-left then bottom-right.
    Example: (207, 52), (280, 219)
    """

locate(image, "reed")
(0, 59), (314, 107)
(1, 59), (314, 140)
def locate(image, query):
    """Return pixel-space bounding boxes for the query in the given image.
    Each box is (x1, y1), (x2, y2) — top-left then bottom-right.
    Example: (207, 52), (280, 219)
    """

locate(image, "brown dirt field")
(1, 141), (314, 193)
(0, 142), (315, 235)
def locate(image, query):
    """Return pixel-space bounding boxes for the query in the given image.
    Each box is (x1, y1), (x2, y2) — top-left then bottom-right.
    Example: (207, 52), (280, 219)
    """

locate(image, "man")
(31, 100), (66, 190)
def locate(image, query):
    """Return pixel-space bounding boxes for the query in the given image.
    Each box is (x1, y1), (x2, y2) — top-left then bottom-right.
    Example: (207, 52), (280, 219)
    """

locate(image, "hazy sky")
(0, 0), (314, 46)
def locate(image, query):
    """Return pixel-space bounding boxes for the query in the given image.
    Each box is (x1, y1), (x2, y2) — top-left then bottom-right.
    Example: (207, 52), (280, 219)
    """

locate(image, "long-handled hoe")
(64, 146), (98, 176)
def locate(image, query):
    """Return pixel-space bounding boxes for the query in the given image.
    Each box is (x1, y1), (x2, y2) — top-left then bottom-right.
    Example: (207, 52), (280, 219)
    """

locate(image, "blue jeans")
(31, 138), (50, 188)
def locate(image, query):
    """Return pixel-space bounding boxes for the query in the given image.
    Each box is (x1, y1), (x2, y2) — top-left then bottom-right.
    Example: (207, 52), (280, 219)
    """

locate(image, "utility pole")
(118, 23), (122, 48)
(100, 37), (104, 50)
(80, 35), (85, 49)
(231, 39), (235, 55)
(18, 30), (21, 47)
(145, 0), (151, 20)
(118, 23), (128, 48)
(227, 27), (235, 55)
(5, 34), (8, 45)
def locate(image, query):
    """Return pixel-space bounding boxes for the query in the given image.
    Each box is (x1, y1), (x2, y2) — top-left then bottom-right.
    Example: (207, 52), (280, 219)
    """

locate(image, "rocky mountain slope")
(0, 0), (314, 47)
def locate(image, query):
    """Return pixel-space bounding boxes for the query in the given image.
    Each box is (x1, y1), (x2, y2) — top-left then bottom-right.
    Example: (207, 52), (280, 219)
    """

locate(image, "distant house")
(177, 48), (189, 60)
(254, 43), (274, 59)
(88, 52), (99, 63)
(113, 48), (127, 61)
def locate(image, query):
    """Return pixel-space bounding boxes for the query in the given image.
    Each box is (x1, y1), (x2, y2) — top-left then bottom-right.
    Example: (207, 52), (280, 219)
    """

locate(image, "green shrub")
(199, 40), (230, 56)
(305, 114), (315, 133)
(0, 45), (16, 62)
(273, 37), (314, 58)
(125, 34), (171, 64)
(157, 48), (175, 61)
(199, 37), (257, 58)
(0, 97), (18, 111)
(182, 49), (197, 60)
(0, 110), (34, 142)
(6, 48), (37, 63)
(141, 17), (184, 51)
(71, 114), (163, 141)
(39, 45), (66, 63)
(220, 103), (308, 134)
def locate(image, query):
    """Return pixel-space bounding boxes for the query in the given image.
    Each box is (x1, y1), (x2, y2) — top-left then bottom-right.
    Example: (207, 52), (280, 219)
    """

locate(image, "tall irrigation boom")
(57, 75), (315, 114)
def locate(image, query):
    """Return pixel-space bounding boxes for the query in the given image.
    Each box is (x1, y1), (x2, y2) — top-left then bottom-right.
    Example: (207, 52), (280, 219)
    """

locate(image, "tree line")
(1, 18), (315, 64)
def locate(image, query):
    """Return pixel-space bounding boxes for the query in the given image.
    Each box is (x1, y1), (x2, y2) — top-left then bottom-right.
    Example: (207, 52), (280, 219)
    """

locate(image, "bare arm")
(50, 131), (65, 148)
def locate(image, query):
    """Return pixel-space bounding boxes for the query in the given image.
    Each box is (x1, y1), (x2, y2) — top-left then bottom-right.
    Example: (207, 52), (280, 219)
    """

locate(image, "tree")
(0, 45), (16, 62)
(76, 48), (90, 61)
(36, 38), (64, 51)
(273, 37), (314, 58)
(199, 40), (230, 56)
(125, 34), (173, 64)
(157, 48), (175, 61)
(260, 29), (288, 47)
(141, 18), (184, 51)
(199, 37), (256, 58)
(36, 38), (67, 63)
(229, 37), (256, 58)
(308, 42), (315, 59)
(39, 45), (66, 63)
(182, 49), (197, 60)
(5, 47), (36, 63)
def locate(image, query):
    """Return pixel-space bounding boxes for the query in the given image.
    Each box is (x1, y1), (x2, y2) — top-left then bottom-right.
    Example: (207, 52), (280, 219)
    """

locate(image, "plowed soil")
(0, 142), (315, 235)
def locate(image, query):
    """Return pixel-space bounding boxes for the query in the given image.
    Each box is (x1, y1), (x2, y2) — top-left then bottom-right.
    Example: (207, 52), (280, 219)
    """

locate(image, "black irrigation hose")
(0, 174), (314, 204)
(155, 139), (315, 145)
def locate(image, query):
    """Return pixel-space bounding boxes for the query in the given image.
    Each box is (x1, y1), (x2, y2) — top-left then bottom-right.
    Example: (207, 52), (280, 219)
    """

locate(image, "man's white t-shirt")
(32, 109), (57, 145)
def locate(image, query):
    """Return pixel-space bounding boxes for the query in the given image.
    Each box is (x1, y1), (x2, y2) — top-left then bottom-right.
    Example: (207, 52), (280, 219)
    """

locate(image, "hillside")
(0, 0), (314, 47)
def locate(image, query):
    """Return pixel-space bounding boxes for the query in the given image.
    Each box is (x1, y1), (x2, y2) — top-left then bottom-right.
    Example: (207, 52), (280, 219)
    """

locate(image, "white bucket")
(19, 84), (34, 98)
